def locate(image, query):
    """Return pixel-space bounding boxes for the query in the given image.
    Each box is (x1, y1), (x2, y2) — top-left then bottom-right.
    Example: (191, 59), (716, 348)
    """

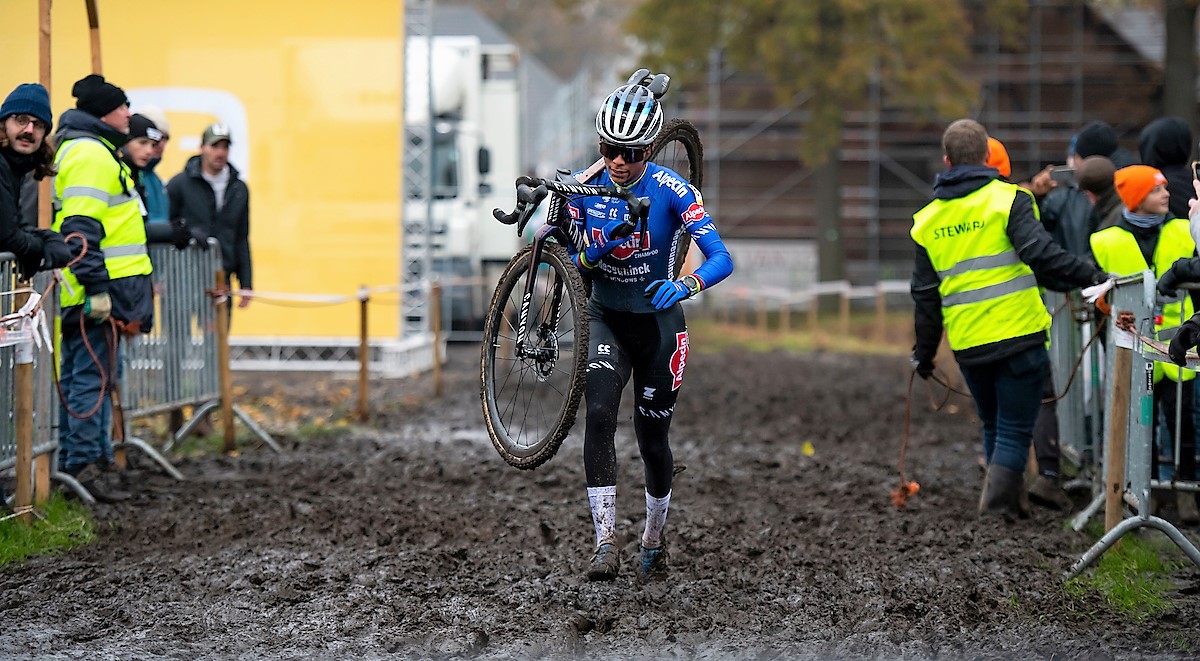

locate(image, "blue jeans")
(58, 320), (121, 473)
(959, 344), (1050, 473)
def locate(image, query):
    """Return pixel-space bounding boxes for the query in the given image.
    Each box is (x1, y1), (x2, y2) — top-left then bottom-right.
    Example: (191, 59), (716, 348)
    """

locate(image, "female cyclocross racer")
(566, 79), (734, 581)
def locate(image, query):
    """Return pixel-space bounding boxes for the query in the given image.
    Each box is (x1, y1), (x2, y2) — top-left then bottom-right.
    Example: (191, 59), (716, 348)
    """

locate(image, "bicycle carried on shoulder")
(480, 117), (704, 469)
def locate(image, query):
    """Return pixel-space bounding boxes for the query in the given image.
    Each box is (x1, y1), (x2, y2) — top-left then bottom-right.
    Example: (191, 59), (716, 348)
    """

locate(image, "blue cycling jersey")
(567, 162), (734, 313)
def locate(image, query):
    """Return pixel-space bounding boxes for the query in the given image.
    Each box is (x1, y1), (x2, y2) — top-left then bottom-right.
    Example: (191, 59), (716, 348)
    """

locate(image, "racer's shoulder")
(642, 162), (699, 202)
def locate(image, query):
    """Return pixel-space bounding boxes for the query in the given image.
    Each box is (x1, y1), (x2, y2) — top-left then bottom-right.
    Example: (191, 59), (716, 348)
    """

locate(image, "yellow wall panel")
(0, 1), (402, 339)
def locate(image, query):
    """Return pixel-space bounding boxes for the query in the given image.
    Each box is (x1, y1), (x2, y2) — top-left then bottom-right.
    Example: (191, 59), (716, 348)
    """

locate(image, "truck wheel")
(651, 119), (705, 278)
(480, 243), (589, 469)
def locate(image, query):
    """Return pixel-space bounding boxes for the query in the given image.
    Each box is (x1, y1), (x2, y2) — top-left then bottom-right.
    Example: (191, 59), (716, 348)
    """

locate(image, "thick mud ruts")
(1, 346), (1198, 659)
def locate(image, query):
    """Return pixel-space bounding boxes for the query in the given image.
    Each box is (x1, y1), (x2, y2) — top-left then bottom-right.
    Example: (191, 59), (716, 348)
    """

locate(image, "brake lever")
(493, 182), (549, 226)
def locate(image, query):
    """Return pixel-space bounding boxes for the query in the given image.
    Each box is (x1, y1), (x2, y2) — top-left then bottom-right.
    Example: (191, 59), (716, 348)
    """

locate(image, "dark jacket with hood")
(0, 144), (60, 278)
(912, 165), (1106, 368)
(53, 108), (154, 331)
(167, 156), (251, 289)
(1138, 116), (1194, 220)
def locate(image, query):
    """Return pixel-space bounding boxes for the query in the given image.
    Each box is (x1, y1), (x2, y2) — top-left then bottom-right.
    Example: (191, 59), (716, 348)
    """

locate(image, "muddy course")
(2, 343), (1199, 659)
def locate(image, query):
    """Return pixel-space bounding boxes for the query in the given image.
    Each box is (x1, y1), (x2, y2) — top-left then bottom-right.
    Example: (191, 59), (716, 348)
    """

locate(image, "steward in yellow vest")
(911, 119), (1107, 520)
(1093, 166), (1198, 520)
(52, 75), (153, 503)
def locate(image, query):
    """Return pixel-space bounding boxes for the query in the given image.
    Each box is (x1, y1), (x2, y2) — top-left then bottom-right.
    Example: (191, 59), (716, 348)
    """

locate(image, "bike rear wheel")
(480, 242), (589, 469)
(650, 119), (705, 278)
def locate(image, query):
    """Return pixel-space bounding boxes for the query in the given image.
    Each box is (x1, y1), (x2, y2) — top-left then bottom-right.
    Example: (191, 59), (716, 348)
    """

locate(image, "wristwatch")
(680, 274), (702, 297)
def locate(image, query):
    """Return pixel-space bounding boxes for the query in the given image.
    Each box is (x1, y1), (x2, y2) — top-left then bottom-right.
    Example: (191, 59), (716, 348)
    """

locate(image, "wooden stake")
(214, 270), (235, 453)
(431, 283), (443, 397)
(874, 289), (886, 343)
(34, 0), (53, 505)
(85, 0), (102, 73)
(1105, 344), (1132, 533)
(14, 316), (33, 525)
(357, 287), (369, 422)
(839, 290), (850, 336)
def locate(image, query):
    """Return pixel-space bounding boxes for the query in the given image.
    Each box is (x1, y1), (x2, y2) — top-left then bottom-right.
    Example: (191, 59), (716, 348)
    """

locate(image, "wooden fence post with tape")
(358, 286), (369, 422)
(214, 270), (236, 453)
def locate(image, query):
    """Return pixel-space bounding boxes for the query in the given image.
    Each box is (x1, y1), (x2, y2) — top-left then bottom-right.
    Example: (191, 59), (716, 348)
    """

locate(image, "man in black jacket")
(0, 83), (71, 278)
(167, 123), (253, 309)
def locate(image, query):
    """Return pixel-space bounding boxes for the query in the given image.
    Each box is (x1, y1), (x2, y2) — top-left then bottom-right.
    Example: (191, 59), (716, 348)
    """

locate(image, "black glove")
(1158, 257), (1200, 298)
(170, 217), (193, 250)
(38, 229), (73, 270)
(1168, 316), (1200, 366)
(910, 352), (935, 379)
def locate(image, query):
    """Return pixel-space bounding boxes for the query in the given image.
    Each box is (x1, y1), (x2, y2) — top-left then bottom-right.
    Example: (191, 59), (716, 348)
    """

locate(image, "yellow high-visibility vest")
(1090, 219), (1195, 383)
(50, 136), (152, 307)
(911, 179), (1050, 351)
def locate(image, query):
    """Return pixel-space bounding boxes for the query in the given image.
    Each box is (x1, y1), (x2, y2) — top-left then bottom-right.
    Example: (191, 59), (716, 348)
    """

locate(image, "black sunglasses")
(599, 142), (648, 163)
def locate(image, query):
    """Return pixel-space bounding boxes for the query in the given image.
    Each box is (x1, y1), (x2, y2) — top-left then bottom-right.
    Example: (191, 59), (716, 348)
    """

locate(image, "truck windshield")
(432, 130), (460, 200)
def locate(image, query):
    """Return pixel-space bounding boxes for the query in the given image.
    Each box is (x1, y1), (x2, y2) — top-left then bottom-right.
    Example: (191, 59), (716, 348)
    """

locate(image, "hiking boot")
(979, 464), (1031, 519)
(1027, 474), (1073, 511)
(635, 544), (669, 581)
(71, 463), (132, 504)
(1176, 492), (1200, 526)
(586, 542), (620, 581)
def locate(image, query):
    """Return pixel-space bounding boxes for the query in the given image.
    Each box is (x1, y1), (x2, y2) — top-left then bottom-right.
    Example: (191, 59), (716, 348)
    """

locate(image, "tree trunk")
(814, 140), (845, 312)
(1163, 0), (1198, 128)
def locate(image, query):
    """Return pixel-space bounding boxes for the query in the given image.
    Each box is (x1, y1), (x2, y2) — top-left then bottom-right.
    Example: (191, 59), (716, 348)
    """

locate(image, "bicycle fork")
(515, 226), (568, 377)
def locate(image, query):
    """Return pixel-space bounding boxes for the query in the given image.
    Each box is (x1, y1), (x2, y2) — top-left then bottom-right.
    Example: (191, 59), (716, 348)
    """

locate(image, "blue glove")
(581, 219), (634, 267)
(644, 277), (699, 310)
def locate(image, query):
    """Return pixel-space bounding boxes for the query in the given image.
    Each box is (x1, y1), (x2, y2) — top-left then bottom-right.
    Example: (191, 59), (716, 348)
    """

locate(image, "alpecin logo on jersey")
(682, 202), (707, 225)
(669, 330), (689, 390)
(591, 226), (650, 260)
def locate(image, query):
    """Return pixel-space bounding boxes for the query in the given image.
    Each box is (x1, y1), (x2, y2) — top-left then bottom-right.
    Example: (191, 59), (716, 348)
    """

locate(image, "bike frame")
(495, 175), (650, 361)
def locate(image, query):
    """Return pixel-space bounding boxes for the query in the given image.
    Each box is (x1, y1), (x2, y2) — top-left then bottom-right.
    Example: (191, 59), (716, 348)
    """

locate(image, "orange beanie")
(1114, 165), (1167, 211)
(986, 137), (1011, 179)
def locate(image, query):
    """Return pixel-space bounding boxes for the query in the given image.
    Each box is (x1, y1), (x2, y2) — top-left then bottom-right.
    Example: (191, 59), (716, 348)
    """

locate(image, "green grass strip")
(1065, 528), (1183, 621)
(0, 493), (95, 568)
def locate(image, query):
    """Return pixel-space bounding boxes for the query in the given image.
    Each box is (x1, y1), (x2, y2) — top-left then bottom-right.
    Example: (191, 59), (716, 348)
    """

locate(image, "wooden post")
(757, 298), (768, 333)
(431, 282), (443, 397)
(874, 289), (886, 343)
(357, 287), (369, 422)
(780, 302), (790, 334)
(85, 0), (102, 73)
(839, 290), (851, 336)
(1105, 343), (1133, 533)
(214, 270), (236, 453)
(14, 319), (33, 525)
(808, 292), (819, 333)
(33, 0), (53, 504)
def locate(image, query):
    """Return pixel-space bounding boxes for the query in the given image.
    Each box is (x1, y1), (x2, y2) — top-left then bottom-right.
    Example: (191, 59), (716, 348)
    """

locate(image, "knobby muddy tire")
(480, 243), (589, 469)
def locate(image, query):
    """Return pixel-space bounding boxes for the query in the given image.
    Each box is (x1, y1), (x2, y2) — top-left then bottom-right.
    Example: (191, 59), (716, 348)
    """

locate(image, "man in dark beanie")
(1074, 120), (1139, 169)
(1138, 116), (1194, 220)
(51, 74), (153, 504)
(0, 82), (72, 280)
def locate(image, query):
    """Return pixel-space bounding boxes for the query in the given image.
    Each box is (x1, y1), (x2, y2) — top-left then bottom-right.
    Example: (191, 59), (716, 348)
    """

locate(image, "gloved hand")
(910, 352), (935, 379)
(170, 217), (194, 250)
(1168, 316), (1200, 366)
(84, 292), (112, 323)
(1157, 257), (1200, 298)
(644, 276), (699, 310)
(581, 219), (634, 267)
(38, 229), (74, 269)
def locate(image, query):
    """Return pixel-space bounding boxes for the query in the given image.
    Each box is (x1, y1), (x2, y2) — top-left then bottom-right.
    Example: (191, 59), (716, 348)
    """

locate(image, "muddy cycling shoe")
(636, 544), (669, 581)
(71, 463), (132, 504)
(1027, 474), (1073, 511)
(587, 542), (620, 581)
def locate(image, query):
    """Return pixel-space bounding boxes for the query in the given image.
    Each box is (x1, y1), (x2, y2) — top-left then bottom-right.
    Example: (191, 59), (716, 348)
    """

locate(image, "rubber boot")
(1176, 492), (1200, 526)
(1027, 474), (1073, 511)
(979, 464), (1032, 519)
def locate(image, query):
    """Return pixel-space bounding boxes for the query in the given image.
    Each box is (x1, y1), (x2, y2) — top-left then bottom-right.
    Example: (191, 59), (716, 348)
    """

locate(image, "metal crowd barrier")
(1067, 272), (1200, 577)
(0, 254), (59, 505)
(1044, 290), (1103, 475)
(122, 238), (279, 459)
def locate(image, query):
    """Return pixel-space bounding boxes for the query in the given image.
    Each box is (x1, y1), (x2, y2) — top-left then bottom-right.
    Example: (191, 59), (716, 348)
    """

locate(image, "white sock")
(587, 485), (617, 547)
(642, 490), (672, 549)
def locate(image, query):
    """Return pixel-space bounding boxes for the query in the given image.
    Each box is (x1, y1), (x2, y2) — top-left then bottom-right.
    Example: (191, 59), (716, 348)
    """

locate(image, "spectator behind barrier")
(1138, 117), (1194, 220)
(1075, 156), (1120, 232)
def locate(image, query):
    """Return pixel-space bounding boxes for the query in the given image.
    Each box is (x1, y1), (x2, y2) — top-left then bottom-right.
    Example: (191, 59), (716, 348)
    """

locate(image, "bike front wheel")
(480, 243), (589, 469)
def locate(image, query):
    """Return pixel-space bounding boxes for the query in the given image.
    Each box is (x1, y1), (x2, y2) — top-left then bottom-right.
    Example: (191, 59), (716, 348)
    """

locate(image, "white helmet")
(595, 84), (663, 147)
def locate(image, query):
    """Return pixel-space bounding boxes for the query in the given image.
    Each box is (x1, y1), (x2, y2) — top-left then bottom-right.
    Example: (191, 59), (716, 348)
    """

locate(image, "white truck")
(405, 35), (522, 332)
